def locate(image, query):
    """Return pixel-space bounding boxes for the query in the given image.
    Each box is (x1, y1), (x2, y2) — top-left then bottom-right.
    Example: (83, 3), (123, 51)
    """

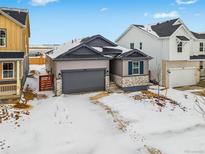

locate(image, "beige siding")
(123, 60), (149, 76)
(55, 60), (109, 77)
(0, 14), (22, 51)
(110, 60), (123, 76)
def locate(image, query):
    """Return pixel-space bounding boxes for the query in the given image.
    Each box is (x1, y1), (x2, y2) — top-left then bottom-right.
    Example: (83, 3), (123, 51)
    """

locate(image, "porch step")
(108, 82), (123, 93)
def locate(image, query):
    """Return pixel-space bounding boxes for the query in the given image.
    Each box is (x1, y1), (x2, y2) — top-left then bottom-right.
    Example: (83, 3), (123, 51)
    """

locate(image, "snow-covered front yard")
(1, 65), (205, 154)
(98, 89), (205, 154)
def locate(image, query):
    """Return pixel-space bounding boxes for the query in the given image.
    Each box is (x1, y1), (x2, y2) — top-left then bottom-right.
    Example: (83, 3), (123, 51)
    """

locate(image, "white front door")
(169, 67), (197, 88)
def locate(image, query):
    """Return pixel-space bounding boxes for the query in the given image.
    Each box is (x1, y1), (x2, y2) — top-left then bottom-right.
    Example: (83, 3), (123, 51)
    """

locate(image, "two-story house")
(0, 7), (30, 99)
(116, 18), (205, 88)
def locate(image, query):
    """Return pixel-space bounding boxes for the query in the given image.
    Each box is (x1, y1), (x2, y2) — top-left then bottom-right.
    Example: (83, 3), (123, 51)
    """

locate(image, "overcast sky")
(0, 0), (204, 44)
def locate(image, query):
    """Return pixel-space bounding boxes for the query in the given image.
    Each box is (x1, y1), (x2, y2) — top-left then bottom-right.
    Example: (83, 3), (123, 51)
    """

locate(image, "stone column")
(105, 76), (110, 91)
(55, 78), (62, 96)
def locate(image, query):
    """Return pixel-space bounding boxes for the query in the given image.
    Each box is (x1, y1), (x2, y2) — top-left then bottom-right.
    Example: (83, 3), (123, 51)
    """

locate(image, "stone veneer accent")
(105, 75), (110, 91)
(55, 78), (62, 96)
(112, 74), (149, 88)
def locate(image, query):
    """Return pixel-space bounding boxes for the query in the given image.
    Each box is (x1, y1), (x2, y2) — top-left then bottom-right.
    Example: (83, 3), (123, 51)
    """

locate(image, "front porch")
(0, 60), (23, 100)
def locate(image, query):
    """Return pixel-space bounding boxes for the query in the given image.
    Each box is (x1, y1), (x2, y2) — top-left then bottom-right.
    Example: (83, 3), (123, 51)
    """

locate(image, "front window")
(130, 43), (135, 49)
(132, 61), (140, 74)
(0, 29), (6, 47)
(200, 61), (203, 70)
(139, 42), (143, 50)
(200, 42), (204, 52)
(3, 63), (14, 79)
(177, 42), (183, 53)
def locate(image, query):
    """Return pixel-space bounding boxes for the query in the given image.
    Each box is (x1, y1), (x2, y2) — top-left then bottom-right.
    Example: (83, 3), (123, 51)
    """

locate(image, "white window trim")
(2, 62), (15, 80)
(0, 29), (7, 48)
(177, 41), (183, 53)
(132, 61), (140, 75)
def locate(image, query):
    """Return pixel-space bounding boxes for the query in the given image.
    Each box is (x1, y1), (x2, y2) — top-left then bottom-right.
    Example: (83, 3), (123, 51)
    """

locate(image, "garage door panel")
(169, 68), (196, 88)
(62, 69), (105, 94)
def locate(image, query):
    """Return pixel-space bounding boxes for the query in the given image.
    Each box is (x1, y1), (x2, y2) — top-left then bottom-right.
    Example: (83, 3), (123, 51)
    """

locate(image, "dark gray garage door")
(61, 69), (105, 94)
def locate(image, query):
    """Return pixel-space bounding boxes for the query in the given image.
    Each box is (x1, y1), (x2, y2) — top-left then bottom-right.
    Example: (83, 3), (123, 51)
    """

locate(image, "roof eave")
(53, 57), (110, 61)
(0, 10), (26, 28)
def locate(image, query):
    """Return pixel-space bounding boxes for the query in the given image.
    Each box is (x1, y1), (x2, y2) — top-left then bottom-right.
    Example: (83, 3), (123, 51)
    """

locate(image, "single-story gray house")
(46, 35), (152, 95)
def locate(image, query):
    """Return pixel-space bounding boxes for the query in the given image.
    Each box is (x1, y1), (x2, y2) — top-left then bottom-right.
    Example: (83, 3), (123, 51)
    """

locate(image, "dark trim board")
(0, 80), (17, 84)
(122, 85), (149, 92)
(61, 68), (106, 73)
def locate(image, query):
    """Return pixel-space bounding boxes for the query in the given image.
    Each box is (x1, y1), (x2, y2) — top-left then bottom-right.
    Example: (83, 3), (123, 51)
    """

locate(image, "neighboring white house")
(116, 18), (205, 88)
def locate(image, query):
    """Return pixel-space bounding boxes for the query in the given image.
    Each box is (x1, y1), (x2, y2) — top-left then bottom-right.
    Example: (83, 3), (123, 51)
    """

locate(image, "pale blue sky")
(0, 0), (204, 44)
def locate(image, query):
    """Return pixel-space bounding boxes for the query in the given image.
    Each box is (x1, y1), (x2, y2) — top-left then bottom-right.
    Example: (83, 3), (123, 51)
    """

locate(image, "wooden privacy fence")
(29, 55), (45, 65)
(39, 74), (54, 91)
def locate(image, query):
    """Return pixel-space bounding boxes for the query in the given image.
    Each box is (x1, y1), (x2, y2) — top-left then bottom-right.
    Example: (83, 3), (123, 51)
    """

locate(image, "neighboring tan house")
(46, 35), (152, 95)
(29, 44), (59, 65)
(0, 7), (30, 99)
(116, 18), (205, 88)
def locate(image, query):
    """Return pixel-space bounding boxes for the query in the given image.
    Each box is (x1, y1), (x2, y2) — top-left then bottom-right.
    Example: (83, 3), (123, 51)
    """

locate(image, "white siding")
(117, 26), (169, 79)
(169, 26), (192, 60)
(192, 39), (205, 55)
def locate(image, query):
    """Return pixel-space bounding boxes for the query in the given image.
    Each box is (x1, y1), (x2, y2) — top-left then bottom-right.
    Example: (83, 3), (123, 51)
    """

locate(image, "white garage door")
(169, 68), (197, 88)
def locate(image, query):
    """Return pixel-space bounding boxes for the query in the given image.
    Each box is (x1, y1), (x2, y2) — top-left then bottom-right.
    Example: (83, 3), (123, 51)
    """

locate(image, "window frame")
(139, 42), (143, 50)
(130, 43), (135, 49)
(0, 29), (7, 47)
(200, 42), (204, 52)
(2, 62), (15, 79)
(132, 61), (140, 75)
(200, 61), (204, 70)
(177, 42), (183, 53)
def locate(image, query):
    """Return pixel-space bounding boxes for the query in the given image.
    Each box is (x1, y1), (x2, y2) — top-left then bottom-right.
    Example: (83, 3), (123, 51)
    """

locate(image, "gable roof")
(117, 18), (203, 42)
(47, 34), (116, 60)
(116, 49), (152, 60)
(150, 18), (181, 37)
(55, 44), (108, 60)
(80, 35), (117, 47)
(0, 7), (28, 27)
(191, 32), (205, 39)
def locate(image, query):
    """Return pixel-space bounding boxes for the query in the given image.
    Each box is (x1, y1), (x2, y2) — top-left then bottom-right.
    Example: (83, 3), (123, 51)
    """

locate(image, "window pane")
(133, 62), (139, 68)
(130, 43), (134, 49)
(0, 29), (6, 46)
(2, 63), (14, 78)
(133, 68), (139, 74)
(3, 63), (13, 70)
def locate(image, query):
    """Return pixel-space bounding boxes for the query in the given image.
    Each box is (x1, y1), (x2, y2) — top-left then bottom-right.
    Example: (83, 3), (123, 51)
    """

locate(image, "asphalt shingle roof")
(151, 18), (181, 37)
(191, 32), (205, 39)
(0, 8), (28, 25)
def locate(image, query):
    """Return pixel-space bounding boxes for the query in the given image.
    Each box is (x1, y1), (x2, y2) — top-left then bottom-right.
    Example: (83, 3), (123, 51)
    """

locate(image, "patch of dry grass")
(90, 92), (109, 101)
(13, 103), (32, 110)
(134, 90), (186, 111)
(192, 90), (205, 97)
(145, 145), (162, 154)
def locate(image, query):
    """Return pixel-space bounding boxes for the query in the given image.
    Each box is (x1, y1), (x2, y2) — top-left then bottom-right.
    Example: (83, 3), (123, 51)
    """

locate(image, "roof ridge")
(0, 7), (28, 13)
(152, 18), (179, 26)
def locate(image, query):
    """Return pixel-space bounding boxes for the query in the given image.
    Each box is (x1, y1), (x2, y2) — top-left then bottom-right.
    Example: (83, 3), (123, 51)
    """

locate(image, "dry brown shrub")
(13, 103), (32, 110)
(36, 94), (48, 100)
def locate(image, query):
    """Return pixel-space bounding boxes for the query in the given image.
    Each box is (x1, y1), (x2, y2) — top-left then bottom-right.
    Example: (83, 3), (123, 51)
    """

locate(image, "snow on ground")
(0, 65), (143, 154)
(99, 88), (205, 154)
(1, 64), (205, 154)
